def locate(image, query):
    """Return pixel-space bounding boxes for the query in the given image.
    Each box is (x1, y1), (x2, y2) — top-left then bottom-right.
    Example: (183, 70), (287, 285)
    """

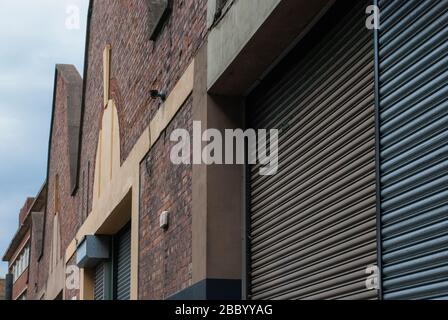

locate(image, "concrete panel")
(192, 43), (244, 287)
(208, 0), (281, 92)
(208, 0), (334, 95)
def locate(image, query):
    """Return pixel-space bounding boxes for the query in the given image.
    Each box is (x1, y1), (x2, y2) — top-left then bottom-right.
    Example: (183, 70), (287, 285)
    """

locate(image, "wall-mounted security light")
(150, 89), (166, 102)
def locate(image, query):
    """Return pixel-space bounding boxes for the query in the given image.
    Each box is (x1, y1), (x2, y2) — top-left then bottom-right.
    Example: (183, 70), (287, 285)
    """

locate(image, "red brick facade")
(12, 268), (28, 299)
(0, 279), (4, 300)
(19, 198), (34, 226)
(32, 66), (82, 299)
(28, 215), (41, 298)
(12, 0), (207, 300)
(139, 96), (193, 299)
(79, 0), (207, 218)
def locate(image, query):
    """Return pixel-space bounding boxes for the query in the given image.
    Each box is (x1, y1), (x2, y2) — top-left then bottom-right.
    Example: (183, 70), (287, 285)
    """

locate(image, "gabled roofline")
(38, 64), (82, 261)
(2, 181), (46, 262)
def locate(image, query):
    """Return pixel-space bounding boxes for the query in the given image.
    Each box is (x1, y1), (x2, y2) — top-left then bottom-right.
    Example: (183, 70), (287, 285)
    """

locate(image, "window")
(146, 0), (170, 40)
(25, 247), (29, 266)
(11, 245), (30, 282)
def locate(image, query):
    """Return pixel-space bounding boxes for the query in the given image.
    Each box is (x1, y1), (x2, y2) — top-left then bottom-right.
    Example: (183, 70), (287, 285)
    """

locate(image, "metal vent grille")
(94, 263), (105, 300)
(115, 226), (131, 300)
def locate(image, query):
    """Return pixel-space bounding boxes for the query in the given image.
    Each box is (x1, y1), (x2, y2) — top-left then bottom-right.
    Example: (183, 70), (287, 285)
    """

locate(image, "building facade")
(2, 197), (35, 300)
(3, 0), (448, 300)
(0, 278), (4, 300)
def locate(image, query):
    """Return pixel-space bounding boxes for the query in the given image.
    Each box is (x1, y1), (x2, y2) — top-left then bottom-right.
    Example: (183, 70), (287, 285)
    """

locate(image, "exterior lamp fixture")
(150, 89), (166, 102)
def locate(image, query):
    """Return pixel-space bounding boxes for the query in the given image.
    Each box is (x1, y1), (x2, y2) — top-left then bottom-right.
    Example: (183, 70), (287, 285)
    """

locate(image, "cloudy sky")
(0, 0), (88, 276)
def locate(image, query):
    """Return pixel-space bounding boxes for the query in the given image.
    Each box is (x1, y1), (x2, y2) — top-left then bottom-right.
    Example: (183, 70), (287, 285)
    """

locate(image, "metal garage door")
(94, 262), (105, 300)
(114, 225), (131, 300)
(247, 0), (378, 300)
(378, 0), (448, 300)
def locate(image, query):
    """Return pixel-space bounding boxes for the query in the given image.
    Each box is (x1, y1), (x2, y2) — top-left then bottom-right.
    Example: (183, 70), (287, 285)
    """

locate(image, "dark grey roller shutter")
(378, 0), (448, 300)
(115, 226), (131, 300)
(247, 0), (378, 300)
(94, 263), (105, 300)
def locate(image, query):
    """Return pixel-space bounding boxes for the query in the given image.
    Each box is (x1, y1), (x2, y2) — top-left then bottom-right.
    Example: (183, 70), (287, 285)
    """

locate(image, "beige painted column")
(192, 44), (208, 284)
(80, 269), (94, 300)
(192, 44), (244, 286)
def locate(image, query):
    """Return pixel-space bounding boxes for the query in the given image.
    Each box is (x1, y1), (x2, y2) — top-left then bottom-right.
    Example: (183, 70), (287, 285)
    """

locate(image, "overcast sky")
(0, 0), (88, 276)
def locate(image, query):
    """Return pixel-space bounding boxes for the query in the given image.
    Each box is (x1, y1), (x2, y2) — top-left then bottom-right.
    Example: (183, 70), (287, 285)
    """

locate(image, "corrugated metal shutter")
(247, 0), (378, 300)
(115, 226), (131, 300)
(378, 0), (448, 300)
(94, 262), (105, 300)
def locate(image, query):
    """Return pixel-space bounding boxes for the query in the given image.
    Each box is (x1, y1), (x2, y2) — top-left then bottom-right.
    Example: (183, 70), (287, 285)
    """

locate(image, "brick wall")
(139, 96), (193, 299)
(51, 75), (81, 253)
(0, 279), (4, 300)
(8, 231), (31, 299)
(19, 198), (34, 226)
(12, 268), (28, 299)
(27, 210), (45, 299)
(26, 0), (206, 300)
(78, 0), (206, 298)
(28, 218), (41, 298)
(79, 0), (207, 217)
(33, 70), (81, 299)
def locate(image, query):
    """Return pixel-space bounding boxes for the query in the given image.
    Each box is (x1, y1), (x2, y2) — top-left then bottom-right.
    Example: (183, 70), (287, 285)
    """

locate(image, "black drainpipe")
(373, 0), (383, 300)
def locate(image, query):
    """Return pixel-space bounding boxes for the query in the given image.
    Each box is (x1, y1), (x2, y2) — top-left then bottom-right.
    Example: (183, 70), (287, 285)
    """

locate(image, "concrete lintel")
(208, 0), (334, 95)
